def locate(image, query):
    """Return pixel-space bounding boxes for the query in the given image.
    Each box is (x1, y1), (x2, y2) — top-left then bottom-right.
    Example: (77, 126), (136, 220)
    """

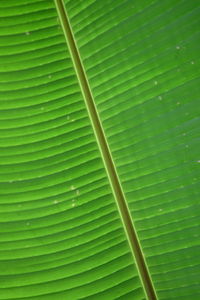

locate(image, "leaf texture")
(63, 0), (200, 299)
(0, 1), (145, 299)
(0, 0), (200, 299)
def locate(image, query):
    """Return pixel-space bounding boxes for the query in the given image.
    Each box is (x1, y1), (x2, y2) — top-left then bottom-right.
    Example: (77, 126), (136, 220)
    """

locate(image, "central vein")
(54, 1), (157, 299)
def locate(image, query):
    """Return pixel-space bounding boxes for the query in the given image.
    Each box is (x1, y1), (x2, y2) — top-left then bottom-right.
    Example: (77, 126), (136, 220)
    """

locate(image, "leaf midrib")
(54, 1), (157, 299)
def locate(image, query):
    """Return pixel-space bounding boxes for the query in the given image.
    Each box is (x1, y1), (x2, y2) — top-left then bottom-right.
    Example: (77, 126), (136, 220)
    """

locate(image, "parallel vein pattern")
(54, 1), (156, 299)
(0, 1), (145, 299)
(63, 0), (200, 299)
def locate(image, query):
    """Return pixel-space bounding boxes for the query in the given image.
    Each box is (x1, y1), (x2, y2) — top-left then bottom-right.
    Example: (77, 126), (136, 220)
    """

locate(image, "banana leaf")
(0, 0), (199, 299)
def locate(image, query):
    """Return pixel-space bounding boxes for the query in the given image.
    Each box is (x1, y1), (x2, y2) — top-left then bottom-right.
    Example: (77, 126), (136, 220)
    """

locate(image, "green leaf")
(0, 0), (199, 299)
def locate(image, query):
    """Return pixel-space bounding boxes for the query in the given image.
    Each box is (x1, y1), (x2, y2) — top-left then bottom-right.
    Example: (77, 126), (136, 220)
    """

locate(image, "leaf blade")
(63, 0), (200, 298)
(0, 0), (145, 299)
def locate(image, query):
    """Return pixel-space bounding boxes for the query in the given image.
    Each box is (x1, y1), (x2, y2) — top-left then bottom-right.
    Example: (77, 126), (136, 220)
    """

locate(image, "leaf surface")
(0, 0), (200, 299)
